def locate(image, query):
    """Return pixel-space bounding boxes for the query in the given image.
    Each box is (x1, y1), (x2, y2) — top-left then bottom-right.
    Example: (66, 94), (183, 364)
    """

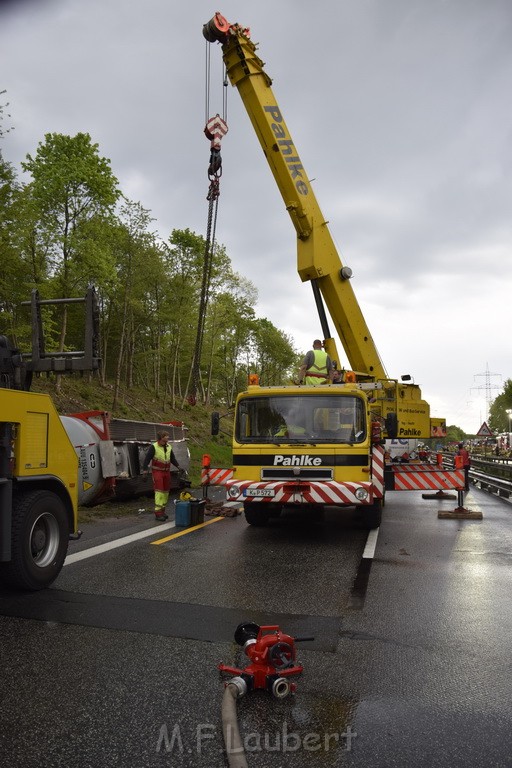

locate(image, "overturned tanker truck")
(61, 409), (190, 506)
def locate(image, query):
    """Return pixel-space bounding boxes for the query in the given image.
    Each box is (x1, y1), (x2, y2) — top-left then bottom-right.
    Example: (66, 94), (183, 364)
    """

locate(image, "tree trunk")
(112, 295), (128, 411)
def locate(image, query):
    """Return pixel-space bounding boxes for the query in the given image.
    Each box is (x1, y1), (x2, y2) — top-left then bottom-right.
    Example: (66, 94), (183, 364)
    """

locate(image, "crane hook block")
(204, 114), (228, 150)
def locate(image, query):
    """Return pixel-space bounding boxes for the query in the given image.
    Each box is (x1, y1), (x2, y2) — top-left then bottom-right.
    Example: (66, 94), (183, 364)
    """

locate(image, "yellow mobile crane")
(204, 13), (458, 527)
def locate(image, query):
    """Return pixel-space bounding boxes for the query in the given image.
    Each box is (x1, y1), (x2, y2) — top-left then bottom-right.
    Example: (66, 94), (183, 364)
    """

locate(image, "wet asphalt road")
(1, 487), (511, 767)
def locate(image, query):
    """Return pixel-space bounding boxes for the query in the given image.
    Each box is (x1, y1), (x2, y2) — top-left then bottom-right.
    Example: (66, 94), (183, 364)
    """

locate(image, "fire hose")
(222, 678), (248, 768)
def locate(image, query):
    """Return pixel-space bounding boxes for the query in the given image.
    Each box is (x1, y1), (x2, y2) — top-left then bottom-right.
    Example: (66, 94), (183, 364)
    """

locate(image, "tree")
(489, 379), (512, 433)
(1, 123), (317, 410)
(208, 290), (257, 405)
(0, 89), (13, 139)
(95, 200), (166, 408)
(163, 229), (209, 405)
(249, 318), (297, 386)
(445, 425), (466, 444)
(0, 150), (19, 335)
(21, 133), (120, 369)
(164, 229), (235, 405)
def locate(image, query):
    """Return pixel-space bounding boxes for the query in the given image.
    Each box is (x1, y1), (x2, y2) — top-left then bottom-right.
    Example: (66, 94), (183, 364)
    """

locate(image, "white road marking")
(64, 521), (176, 565)
(362, 527), (379, 559)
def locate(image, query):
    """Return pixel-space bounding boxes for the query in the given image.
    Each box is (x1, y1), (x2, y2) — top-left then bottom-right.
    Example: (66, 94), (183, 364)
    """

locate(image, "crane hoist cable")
(189, 43), (229, 405)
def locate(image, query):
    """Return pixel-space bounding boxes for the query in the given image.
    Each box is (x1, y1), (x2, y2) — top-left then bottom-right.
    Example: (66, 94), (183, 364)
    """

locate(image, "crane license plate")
(244, 488), (275, 497)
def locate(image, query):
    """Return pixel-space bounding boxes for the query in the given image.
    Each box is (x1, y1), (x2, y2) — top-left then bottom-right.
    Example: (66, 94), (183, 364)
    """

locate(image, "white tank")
(60, 416), (108, 505)
(60, 414), (191, 507)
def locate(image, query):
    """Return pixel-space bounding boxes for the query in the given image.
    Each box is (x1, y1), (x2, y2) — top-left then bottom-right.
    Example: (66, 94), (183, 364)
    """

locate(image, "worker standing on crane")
(143, 431), (181, 520)
(298, 340), (333, 386)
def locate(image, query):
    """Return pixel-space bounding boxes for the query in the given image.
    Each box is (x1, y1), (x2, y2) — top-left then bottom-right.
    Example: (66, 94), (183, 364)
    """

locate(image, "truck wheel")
(244, 502), (270, 526)
(4, 490), (70, 590)
(362, 499), (382, 530)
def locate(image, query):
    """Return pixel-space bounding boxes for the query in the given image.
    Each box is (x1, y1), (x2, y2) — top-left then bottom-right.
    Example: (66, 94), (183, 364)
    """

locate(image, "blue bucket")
(175, 501), (191, 526)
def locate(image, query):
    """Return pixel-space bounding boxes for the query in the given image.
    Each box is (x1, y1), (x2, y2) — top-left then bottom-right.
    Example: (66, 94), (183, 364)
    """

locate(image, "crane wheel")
(243, 502), (270, 526)
(361, 499), (382, 530)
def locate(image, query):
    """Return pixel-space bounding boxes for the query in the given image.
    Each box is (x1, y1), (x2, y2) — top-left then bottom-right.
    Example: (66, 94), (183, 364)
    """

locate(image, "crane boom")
(204, 13), (447, 441)
(203, 13), (387, 379)
(202, 15), (459, 535)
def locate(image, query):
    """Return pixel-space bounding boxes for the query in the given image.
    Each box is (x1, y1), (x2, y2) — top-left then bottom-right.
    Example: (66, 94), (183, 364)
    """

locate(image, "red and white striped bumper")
(201, 445), (386, 506)
(389, 464), (465, 491)
(224, 479), (377, 506)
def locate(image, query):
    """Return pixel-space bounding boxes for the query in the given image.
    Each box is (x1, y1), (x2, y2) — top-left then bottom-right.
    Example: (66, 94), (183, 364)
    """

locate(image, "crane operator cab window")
(313, 400), (364, 442)
(235, 395), (366, 444)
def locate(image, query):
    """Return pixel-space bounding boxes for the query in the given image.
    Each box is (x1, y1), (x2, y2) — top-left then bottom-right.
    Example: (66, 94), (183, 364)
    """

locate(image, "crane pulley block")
(205, 114), (228, 180)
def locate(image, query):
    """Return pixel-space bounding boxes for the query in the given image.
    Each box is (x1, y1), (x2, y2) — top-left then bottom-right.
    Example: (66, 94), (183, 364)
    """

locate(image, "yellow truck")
(0, 382), (79, 590)
(0, 290), (100, 589)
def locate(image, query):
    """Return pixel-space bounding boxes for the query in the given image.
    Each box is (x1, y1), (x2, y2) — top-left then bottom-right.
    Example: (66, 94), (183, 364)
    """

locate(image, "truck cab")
(221, 382), (384, 528)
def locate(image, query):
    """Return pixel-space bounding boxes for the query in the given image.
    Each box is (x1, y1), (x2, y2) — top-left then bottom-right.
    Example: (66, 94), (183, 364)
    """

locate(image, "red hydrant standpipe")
(219, 622), (314, 766)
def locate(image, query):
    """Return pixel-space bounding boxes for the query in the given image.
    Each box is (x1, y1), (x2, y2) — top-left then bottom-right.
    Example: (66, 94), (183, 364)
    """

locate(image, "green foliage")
(188, 435), (233, 487)
(0, 150), (19, 334)
(250, 317), (297, 385)
(22, 132), (119, 218)
(1, 129), (296, 411)
(29, 374), (231, 488)
(489, 379), (512, 433)
(21, 132), (120, 298)
(445, 425), (467, 443)
(0, 90), (13, 138)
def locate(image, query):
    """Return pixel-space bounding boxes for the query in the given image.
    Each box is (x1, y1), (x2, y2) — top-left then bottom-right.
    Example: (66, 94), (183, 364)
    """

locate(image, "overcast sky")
(1, 0), (511, 433)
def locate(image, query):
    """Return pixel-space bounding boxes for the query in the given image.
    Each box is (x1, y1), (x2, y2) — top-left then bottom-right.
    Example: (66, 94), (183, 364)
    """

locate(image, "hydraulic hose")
(221, 679), (248, 768)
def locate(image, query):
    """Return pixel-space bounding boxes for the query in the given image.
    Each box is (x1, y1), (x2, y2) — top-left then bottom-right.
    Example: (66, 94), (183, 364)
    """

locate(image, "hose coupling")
(271, 677), (292, 700)
(228, 676), (248, 698)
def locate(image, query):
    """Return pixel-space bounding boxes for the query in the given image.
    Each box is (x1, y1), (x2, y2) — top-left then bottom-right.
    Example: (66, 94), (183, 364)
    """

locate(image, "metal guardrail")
(469, 456), (512, 501)
(469, 470), (512, 500)
(443, 454), (512, 502)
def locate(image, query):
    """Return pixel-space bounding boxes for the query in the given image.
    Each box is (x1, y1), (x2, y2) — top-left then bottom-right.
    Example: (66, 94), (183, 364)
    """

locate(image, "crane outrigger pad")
(437, 490), (483, 519)
(438, 508), (483, 520)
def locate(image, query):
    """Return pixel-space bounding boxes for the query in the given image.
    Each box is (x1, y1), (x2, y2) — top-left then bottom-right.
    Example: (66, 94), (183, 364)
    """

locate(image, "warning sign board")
(476, 422), (494, 437)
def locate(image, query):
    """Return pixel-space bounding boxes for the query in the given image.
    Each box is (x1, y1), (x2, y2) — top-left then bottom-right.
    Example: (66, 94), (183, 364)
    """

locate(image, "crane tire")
(3, 489), (69, 591)
(243, 502), (270, 527)
(361, 499), (382, 530)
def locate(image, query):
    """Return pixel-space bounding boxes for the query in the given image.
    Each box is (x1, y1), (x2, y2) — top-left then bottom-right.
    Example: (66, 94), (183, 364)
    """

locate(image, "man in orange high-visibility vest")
(143, 431), (180, 520)
(456, 442), (471, 492)
(298, 339), (334, 386)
